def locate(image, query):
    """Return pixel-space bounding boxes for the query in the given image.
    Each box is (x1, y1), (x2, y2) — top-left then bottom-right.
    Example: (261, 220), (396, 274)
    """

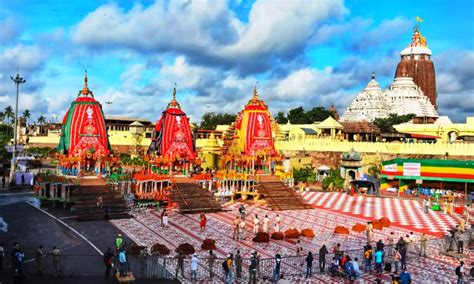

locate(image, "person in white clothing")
(253, 215), (260, 234)
(162, 212), (169, 227)
(275, 214), (282, 232)
(239, 219), (246, 240)
(263, 215), (269, 233)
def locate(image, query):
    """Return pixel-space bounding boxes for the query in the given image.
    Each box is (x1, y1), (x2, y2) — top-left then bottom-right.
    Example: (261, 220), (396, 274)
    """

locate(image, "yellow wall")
(276, 139), (474, 157)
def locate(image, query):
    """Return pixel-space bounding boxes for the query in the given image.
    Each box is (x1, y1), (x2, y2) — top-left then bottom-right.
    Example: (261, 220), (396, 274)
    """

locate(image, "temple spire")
(79, 69), (93, 97)
(371, 72), (376, 80)
(252, 82), (259, 101)
(168, 83), (180, 108)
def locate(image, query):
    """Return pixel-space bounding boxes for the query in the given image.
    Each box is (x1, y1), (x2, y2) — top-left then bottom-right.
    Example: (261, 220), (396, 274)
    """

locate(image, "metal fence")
(1, 236), (460, 281)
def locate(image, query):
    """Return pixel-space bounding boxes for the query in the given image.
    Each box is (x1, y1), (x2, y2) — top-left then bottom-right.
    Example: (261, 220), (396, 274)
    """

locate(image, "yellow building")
(394, 116), (474, 143)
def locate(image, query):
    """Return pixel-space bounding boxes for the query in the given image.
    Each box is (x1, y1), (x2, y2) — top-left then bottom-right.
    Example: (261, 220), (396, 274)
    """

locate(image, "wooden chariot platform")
(257, 175), (312, 211)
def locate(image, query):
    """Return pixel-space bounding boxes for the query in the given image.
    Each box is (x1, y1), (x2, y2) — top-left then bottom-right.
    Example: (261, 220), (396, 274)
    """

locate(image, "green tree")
(373, 113), (416, 133)
(274, 111), (288, 124)
(22, 109), (31, 125)
(199, 112), (236, 130)
(293, 166), (316, 183)
(306, 106), (331, 123)
(4, 106), (14, 137)
(37, 115), (46, 125)
(287, 107), (308, 124)
(321, 169), (345, 191)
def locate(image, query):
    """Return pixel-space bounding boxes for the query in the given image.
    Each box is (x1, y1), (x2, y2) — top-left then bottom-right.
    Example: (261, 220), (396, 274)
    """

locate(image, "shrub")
(271, 232), (284, 240)
(151, 243), (170, 255)
(334, 226), (349, 235)
(201, 239), (217, 250)
(351, 223), (366, 232)
(252, 232), (270, 243)
(284, 228), (300, 239)
(127, 244), (147, 255)
(301, 228), (315, 238)
(175, 243), (195, 255)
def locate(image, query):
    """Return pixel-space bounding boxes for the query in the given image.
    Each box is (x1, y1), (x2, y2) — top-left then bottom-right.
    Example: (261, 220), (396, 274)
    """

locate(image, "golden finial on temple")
(253, 82), (259, 99)
(81, 69), (90, 95)
(173, 82), (177, 100)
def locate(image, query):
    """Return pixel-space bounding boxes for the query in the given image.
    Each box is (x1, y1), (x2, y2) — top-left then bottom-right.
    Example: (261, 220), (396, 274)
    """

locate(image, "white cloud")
(0, 45), (46, 72)
(273, 67), (355, 99)
(72, 0), (346, 73)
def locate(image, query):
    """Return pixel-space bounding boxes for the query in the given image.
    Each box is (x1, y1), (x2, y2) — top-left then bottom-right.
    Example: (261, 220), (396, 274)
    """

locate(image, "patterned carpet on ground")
(111, 193), (474, 283)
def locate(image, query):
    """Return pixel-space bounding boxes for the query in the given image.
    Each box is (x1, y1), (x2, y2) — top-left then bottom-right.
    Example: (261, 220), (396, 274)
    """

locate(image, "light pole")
(9, 73), (26, 184)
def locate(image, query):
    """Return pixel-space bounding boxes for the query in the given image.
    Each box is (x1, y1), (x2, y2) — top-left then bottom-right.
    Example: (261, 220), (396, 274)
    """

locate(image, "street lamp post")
(9, 73), (26, 184)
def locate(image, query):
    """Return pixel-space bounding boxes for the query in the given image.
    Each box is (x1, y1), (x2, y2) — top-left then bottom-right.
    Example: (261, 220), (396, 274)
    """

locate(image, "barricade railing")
(2, 235), (460, 281)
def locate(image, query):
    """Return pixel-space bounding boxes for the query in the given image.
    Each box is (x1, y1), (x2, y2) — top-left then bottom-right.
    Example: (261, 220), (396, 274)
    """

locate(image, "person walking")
(423, 198), (430, 213)
(35, 245), (44, 274)
(419, 233), (427, 257)
(366, 222), (373, 243)
(458, 230), (467, 254)
(352, 257), (361, 279)
(118, 249), (127, 277)
(199, 213), (207, 231)
(400, 268), (412, 284)
(296, 240), (303, 256)
(163, 212), (169, 227)
(393, 248), (402, 274)
(275, 214), (282, 232)
(235, 249), (242, 279)
(14, 248), (25, 272)
(239, 204), (246, 219)
(1, 176), (5, 188)
(363, 243), (373, 273)
(305, 251), (313, 278)
(175, 251), (185, 278)
(115, 234), (124, 253)
(103, 247), (114, 279)
(190, 253), (198, 281)
(224, 254), (233, 283)
(263, 215), (269, 233)
(455, 261), (465, 284)
(319, 244), (329, 273)
(375, 249), (383, 274)
(400, 245), (407, 270)
(208, 250), (216, 279)
(11, 242), (20, 271)
(387, 231), (395, 257)
(233, 216), (240, 239)
(49, 246), (61, 277)
(253, 215), (260, 234)
(239, 218), (246, 240)
(273, 254), (282, 283)
(249, 252), (257, 284)
(0, 243), (4, 272)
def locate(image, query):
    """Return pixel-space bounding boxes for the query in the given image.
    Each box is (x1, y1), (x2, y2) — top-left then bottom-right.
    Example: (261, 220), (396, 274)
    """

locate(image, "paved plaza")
(112, 192), (473, 283)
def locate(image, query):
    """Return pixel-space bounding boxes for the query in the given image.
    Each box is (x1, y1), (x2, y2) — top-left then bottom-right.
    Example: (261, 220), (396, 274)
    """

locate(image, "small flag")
(416, 16), (423, 23)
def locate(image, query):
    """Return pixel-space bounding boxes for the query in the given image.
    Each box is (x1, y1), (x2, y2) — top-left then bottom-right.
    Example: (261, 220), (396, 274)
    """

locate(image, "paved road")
(0, 189), (174, 283)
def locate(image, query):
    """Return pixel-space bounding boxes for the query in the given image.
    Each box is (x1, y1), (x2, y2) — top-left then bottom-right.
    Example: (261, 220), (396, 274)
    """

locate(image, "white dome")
(385, 76), (438, 118)
(400, 46), (432, 56)
(340, 75), (390, 122)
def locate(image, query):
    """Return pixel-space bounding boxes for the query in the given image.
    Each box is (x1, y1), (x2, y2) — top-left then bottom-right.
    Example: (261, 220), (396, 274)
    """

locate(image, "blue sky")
(1, 0), (473, 123)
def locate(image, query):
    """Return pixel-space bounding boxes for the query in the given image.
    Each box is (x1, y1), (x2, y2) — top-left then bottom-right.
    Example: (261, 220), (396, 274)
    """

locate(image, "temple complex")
(385, 70), (438, 123)
(148, 87), (197, 173)
(340, 73), (389, 122)
(57, 72), (111, 174)
(395, 26), (437, 107)
(341, 71), (438, 123)
(221, 85), (279, 172)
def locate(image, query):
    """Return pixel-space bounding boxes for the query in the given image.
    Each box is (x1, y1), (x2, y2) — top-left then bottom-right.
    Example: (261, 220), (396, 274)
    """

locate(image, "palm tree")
(37, 115), (46, 125)
(4, 106), (14, 137)
(22, 109), (31, 126)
